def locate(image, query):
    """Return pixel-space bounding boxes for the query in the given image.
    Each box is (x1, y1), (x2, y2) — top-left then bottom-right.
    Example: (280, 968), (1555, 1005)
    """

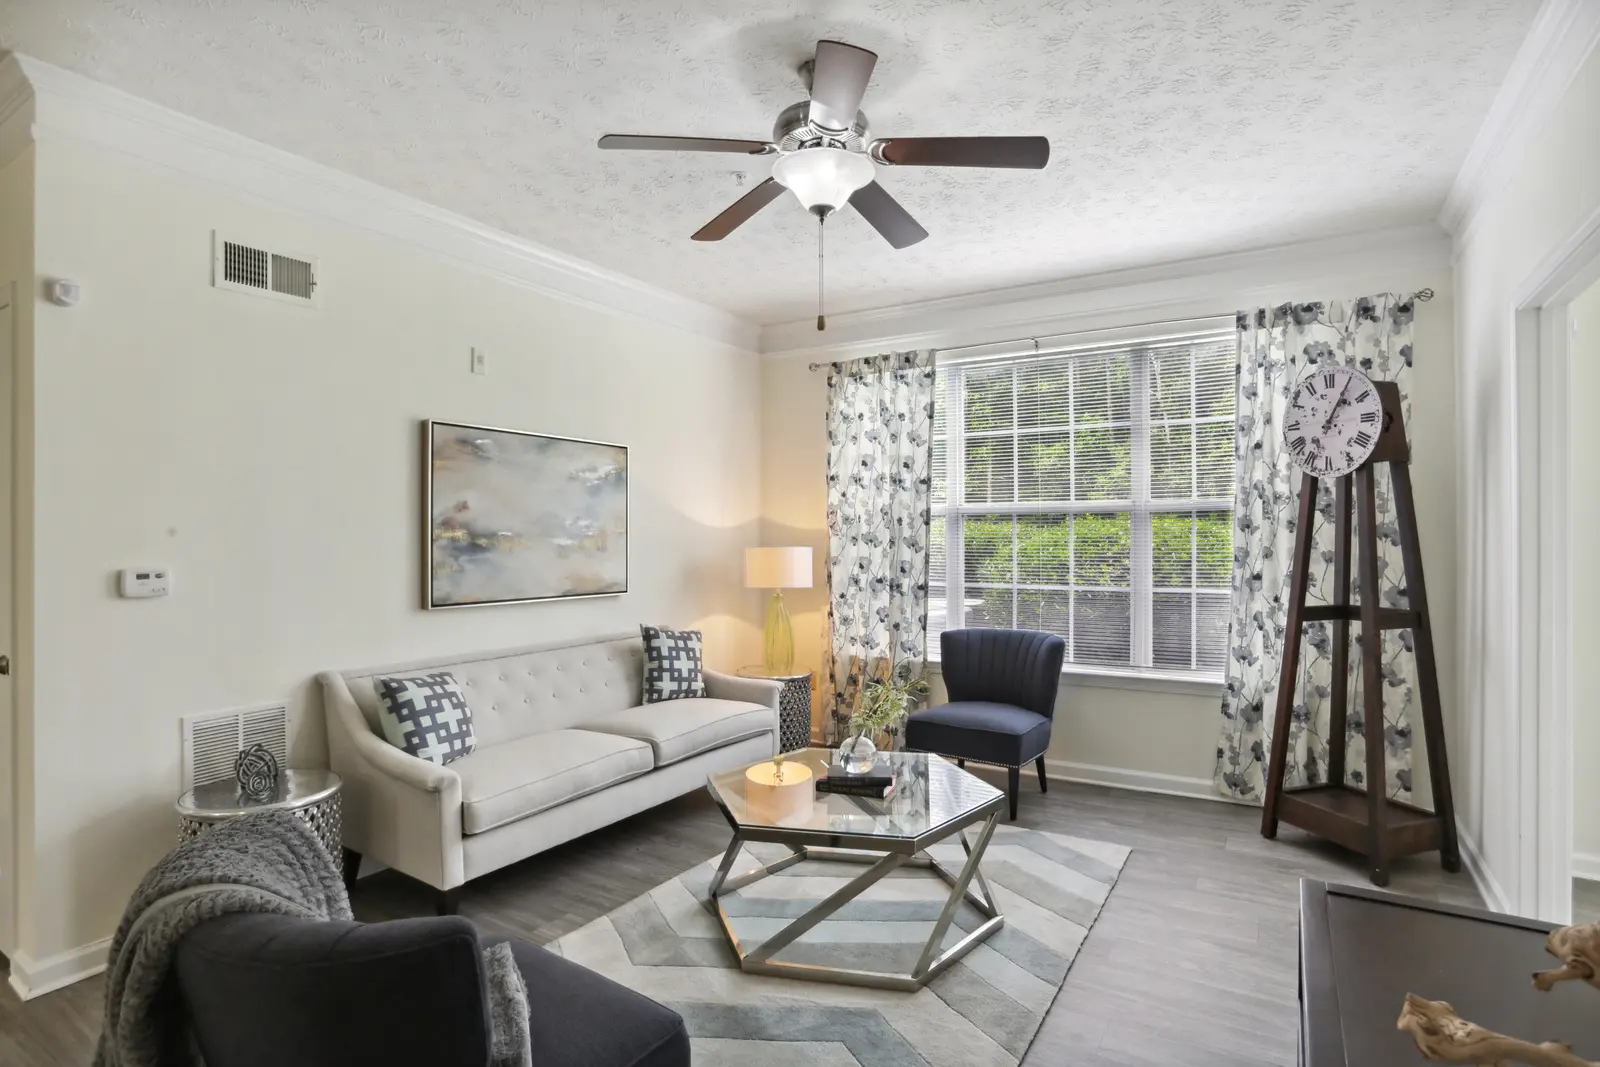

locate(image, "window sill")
(925, 661), (1224, 698)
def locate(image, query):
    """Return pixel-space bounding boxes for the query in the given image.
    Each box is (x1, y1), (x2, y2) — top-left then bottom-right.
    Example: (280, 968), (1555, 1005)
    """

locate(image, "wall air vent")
(180, 703), (290, 790)
(212, 231), (319, 305)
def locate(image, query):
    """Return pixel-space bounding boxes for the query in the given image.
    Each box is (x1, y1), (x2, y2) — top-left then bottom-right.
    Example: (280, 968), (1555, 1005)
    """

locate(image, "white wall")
(760, 264), (1458, 799)
(1571, 277), (1600, 873)
(16, 136), (763, 968)
(1452, 42), (1600, 913)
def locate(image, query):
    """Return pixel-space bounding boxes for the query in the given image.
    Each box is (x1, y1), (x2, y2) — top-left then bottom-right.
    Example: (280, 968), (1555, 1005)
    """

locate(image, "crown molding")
(758, 222), (1452, 357)
(3, 54), (759, 351)
(1438, 0), (1600, 245)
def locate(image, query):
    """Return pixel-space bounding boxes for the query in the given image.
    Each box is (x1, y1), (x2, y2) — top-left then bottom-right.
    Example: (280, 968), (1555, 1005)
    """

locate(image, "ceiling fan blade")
(599, 134), (776, 155)
(808, 40), (877, 132)
(691, 178), (787, 241)
(871, 136), (1050, 169)
(849, 181), (928, 249)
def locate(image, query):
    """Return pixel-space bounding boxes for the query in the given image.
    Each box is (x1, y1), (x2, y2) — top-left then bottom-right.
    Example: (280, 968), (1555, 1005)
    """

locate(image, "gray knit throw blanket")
(93, 810), (350, 1067)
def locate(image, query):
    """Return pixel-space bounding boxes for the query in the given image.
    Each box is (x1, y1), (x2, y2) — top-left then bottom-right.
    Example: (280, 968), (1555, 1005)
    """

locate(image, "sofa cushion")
(582, 698), (772, 767)
(452, 730), (653, 834)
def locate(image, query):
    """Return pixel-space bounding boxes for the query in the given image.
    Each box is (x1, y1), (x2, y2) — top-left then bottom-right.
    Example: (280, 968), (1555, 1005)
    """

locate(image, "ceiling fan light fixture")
(771, 147), (874, 217)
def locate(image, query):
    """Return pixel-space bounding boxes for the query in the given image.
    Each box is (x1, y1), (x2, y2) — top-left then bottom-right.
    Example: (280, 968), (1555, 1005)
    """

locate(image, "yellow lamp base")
(763, 589), (795, 675)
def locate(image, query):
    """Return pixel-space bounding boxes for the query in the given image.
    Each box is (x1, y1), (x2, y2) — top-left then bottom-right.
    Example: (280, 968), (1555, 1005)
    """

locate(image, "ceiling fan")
(598, 39), (1050, 328)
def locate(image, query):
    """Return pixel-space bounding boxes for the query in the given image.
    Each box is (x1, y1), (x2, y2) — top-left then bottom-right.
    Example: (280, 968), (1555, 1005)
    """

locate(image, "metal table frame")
(706, 792), (1006, 991)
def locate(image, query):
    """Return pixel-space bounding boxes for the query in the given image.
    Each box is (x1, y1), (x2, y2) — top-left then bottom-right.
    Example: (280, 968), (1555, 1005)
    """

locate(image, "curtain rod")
(804, 289), (1433, 370)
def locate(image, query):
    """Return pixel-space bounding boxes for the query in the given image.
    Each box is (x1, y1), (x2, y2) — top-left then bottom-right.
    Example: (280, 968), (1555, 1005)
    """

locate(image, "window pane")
(962, 514), (1014, 585)
(1195, 421), (1234, 498)
(963, 437), (1014, 503)
(1074, 591), (1131, 666)
(1016, 358), (1072, 429)
(1149, 351), (1193, 420)
(1016, 588), (1071, 641)
(1152, 591), (1194, 670)
(1072, 424), (1132, 500)
(1016, 513), (1072, 585)
(1018, 431), (1071, 501)
(927, 583), (949, 645)
(1074, 512), (1130, 587)
(1074, 353), (1131, 424)
(1152, 512), (1195, 587)
(1196, 592), (1231, 672)
(963, 366), (1013, 432)
(929, 515), (947, 586)
(1149, 424), (1194, 499)
(966, 588), (1014, 629)
(1194, 341), (1235, 418)
(1196, 510), (1232, 587)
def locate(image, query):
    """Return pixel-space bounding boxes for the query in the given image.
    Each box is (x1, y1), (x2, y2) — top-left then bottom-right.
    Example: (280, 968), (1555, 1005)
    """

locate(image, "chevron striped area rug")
(547, 825), (1129, 1066)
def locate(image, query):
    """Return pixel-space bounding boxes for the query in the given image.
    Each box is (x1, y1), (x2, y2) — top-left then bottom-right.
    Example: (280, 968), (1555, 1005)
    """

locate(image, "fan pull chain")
(816, 215), (826, 332)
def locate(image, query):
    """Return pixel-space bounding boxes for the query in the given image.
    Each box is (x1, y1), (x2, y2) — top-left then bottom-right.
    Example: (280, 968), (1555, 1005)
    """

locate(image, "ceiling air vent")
(180, 703), (290, 790)
(212, 231), (319, 306)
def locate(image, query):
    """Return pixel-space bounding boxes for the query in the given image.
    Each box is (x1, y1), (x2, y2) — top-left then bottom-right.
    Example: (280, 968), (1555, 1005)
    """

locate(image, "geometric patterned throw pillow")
(640, 625), (706, 703)
(372, 672), (476, 766)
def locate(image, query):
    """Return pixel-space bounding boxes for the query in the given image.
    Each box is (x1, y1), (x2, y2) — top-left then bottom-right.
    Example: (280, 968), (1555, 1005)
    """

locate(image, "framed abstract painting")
(424, 420), (628, 608)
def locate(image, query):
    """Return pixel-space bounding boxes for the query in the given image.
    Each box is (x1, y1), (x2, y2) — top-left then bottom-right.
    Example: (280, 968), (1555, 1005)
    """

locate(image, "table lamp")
(744, 546), (813, 674)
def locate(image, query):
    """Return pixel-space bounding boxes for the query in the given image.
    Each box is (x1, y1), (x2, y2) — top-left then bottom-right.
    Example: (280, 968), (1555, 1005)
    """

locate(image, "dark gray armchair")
(904, 628), (1066, 819)
(175, 911), (689, 1067)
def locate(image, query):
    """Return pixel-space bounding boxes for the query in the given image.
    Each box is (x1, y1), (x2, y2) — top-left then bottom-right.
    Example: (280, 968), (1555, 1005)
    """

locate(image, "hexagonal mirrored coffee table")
(704, 747), (1006, 991)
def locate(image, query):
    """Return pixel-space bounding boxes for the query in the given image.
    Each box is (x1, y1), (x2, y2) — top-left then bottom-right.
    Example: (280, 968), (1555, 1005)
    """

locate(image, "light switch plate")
(471, 347), (487, 375)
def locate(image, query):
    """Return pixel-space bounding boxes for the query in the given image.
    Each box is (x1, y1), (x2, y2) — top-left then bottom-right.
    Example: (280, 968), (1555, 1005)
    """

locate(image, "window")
(929, 324), (1235, 679)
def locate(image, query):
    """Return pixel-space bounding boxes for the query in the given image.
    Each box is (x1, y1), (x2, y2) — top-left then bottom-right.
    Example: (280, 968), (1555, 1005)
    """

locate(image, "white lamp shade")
(771, 148), (875, 213)
(745, 546), (813, 590)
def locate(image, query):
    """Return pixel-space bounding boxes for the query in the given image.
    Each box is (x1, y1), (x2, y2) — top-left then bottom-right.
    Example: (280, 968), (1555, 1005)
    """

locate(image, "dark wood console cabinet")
(1299, 880), (1600, 1066)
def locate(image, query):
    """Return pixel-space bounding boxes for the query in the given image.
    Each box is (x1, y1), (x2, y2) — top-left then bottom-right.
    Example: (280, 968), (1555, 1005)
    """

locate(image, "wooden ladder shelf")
(1260, 380), (1460, 887)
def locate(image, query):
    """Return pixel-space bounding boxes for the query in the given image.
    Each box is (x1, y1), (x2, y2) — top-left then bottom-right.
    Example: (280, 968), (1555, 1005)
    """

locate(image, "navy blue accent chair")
(904, 628), (1066, 820)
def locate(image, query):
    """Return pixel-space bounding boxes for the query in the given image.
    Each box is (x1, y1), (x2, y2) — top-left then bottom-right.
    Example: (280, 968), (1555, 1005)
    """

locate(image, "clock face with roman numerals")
(1284, 365), (1383, 478)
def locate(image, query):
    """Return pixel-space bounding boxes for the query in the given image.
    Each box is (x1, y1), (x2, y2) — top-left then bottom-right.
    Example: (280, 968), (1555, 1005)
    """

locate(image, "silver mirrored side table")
(176, 769), (343, 866)
(735, 667), (813, 752)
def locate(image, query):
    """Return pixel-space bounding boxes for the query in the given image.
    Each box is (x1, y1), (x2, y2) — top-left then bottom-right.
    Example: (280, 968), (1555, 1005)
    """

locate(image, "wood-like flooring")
(0, 775), (1481, 1066)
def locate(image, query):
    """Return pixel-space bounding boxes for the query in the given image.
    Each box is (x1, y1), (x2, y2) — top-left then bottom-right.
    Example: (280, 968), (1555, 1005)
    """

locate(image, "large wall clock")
(1284, 365), (1384, 478)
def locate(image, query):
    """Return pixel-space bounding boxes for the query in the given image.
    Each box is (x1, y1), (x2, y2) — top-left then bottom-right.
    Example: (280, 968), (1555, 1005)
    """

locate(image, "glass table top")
(706, 747), (1004, 843)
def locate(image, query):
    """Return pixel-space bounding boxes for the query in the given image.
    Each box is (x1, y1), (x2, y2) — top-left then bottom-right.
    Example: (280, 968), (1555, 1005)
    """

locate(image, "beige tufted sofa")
(320, 633), (781, 909)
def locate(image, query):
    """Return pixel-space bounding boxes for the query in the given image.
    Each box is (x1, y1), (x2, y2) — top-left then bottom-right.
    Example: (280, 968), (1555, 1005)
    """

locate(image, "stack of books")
(814, 763), (897, 799)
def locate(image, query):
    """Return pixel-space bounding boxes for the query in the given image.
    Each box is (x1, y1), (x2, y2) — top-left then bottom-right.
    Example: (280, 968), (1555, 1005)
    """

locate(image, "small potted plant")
(838, 673), (929, 773)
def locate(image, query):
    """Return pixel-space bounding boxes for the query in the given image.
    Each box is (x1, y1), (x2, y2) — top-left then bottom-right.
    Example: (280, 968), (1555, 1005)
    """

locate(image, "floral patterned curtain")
(1215, 295), (1420, 802)
(823, 351), (935, 742)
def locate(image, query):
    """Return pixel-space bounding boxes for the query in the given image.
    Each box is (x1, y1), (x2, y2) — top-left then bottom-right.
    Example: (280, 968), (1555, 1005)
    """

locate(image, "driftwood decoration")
(1396, 994), (1595, 1067)
(1533, 924), (1600, 993)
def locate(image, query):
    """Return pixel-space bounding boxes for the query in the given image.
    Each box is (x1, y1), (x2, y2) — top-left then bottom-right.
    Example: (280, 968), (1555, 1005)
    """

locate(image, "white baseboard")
(1042, 759), (1241, 803)
(953, 757), (1237, 804)
(7, 937), (110, 1000)
(1457, 823), (1511, 914)
(1573, 851), (1600, 883)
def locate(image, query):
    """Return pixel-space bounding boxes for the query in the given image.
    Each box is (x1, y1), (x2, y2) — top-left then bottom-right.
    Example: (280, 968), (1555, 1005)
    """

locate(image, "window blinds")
(930, 329), (1235, 677)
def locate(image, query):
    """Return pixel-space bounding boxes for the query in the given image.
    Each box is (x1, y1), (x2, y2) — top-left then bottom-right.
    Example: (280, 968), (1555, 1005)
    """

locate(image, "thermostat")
(119, 567), (171, 598)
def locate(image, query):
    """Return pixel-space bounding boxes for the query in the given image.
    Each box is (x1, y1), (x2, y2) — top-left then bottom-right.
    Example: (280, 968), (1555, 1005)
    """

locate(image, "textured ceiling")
(0, 0), (1539, 326)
